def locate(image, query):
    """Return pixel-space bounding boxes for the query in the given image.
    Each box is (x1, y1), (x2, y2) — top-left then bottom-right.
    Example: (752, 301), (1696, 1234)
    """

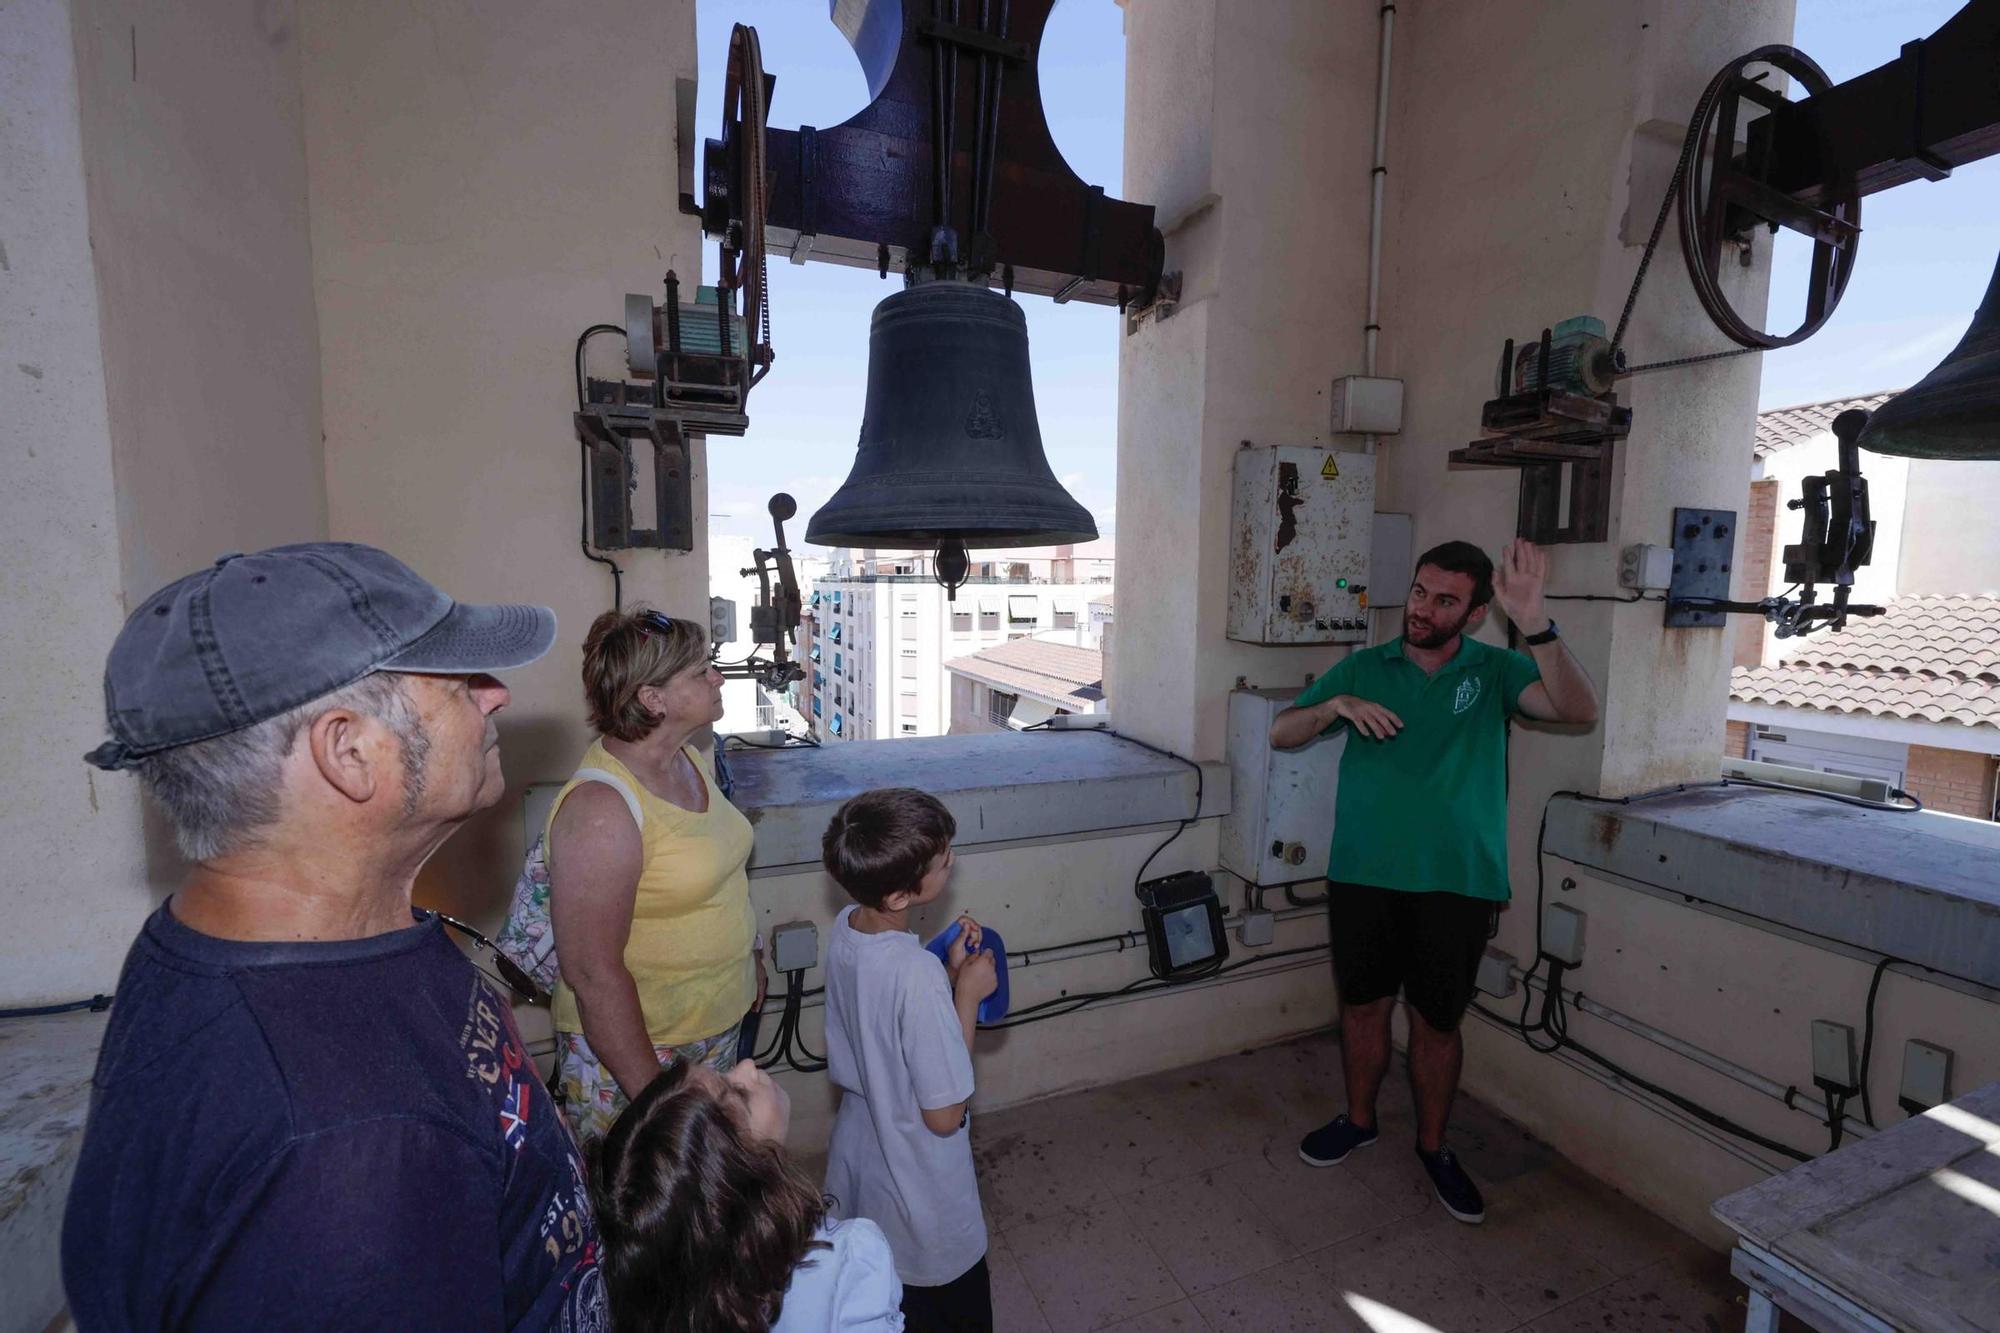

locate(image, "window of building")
(833, 651), (842, 672)
(900, 607), (920, 619)
(832, 713), (843, 736)
(1007, 594), (1039, 624)
(832, 590), (842, 607)
(979, 597), (1000, 631)
(813, 670), (824, 688)
(899, 644), (918, 657)
(951, 610), (972, 632)
(988, 690), (1018, 727)
(1053, 607), (1078, 630)
(810, 645), (822, 663)
(831, 623), (842, 643)
(812, 697), (822, 717)
(901, 722), (919, 734)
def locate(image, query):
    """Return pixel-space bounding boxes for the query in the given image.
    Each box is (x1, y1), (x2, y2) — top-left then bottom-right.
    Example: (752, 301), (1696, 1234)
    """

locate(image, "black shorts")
(1326, 882), (1496, 1032)
(900, 1256), (991, 1332)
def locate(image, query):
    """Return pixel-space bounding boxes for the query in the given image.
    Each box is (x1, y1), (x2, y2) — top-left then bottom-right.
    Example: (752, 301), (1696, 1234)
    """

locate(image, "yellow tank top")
(548, 740), (757, 1046)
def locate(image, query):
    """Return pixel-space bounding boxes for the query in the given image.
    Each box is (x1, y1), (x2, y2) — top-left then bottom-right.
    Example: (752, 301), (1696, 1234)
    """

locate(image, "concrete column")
(301, 0), (710, 918)
(1114, 0), (1383, 759)
(1, 0), (150, 1008)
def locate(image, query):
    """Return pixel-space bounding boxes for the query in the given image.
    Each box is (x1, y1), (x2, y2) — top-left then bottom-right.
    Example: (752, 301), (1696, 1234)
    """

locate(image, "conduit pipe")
(1513, 967), (1874, 1141)
(1361, 2), (1395, 456)
(1467, 1005), (1789, 1175)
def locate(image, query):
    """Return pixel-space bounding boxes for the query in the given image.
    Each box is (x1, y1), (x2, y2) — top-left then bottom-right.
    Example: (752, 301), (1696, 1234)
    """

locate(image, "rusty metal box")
(1227, 446), (1376, 644)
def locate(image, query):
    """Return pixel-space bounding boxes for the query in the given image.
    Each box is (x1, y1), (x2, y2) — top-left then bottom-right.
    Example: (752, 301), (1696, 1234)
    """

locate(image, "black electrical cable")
(979, 944), (1329, 1031)
(1857, 953), (1897, 1127)
(574, 324), (628, 610)
(0, 994), (114, 1020)
(1545, 592), (1668, 603)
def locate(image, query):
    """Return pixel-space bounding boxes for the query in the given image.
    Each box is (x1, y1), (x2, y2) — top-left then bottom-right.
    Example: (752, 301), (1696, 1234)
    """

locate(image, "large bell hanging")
(805, 281), (1098, 548)
(1858, 254), (2000, 460)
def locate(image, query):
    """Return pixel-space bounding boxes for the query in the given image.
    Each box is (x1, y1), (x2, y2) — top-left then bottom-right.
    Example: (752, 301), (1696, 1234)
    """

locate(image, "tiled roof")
(1730, 595), (2000, 730)
(946, 638), (1105, 706)
(1754, 391), (1898, 459)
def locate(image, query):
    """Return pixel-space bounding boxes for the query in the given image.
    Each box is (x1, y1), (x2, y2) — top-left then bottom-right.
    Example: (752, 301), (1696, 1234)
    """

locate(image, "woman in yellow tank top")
(547, 608), (766, 1143)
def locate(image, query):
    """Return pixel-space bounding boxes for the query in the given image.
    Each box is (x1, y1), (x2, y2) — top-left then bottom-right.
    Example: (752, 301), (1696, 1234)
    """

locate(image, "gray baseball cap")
(86, 542), (557, 771)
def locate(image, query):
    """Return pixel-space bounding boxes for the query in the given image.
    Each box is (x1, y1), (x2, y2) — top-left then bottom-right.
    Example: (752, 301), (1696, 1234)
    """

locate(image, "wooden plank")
(1715, 1082), (2000, 1333)
(1714, 1082), (2000, 1244)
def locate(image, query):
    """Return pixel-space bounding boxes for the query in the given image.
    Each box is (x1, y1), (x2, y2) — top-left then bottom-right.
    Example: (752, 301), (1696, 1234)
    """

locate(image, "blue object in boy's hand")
(924, 919), (1010, 1024)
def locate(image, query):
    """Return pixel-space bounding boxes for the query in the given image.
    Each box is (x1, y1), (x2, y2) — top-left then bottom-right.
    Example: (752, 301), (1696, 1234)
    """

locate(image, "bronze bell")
(805, 281), (1098, 549)
(1858, 254), (2000, 460)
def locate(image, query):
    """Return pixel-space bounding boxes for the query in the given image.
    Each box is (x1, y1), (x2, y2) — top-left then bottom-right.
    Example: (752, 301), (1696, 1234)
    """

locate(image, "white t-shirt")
(821, 906), (987, 1287)
(773, 1217), (904, 1331)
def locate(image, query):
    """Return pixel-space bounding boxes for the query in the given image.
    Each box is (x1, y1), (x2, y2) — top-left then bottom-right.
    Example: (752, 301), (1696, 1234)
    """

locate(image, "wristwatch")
(1523, 619), (1561, 646)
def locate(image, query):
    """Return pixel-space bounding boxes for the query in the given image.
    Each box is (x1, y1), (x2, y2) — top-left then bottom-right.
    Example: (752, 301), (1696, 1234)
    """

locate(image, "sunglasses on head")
(635, 610), (679, 639)
(433, 912), (551, 1007)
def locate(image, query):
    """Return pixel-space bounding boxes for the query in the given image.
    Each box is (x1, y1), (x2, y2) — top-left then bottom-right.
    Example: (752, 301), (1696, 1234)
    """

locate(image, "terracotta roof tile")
(1730, 595), (2000, 729)
(945, 638), (1104, 706)
(1754, 391), (1898, 459)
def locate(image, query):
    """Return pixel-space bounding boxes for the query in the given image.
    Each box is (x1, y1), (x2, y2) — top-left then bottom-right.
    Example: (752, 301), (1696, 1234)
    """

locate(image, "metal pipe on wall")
(1361, 2), (1395, 457)
(1514, 967), (1874, 1141)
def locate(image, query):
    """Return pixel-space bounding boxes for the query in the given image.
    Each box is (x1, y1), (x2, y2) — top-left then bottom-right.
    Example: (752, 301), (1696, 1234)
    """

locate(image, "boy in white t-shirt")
(820, 788), (999, 1332)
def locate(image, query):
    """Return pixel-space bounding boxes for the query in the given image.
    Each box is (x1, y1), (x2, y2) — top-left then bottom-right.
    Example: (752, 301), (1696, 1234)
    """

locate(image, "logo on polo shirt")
(1452, 677), (1482, 715)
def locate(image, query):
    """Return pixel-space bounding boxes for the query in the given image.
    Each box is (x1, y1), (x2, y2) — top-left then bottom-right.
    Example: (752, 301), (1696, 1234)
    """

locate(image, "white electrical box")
(1221, 687), (1345, 886)
(1900, 1039), (1952, 1111)
(1228, 446), (1376, 645)
(1812, 1019), (1859, 1091)
(709, 596), (738, 646)
(771, 920), (819, 973)
(1618, 543), (1675, 591)
(1329, 375), (1405, 435)
(1542, 903), (1587, 966)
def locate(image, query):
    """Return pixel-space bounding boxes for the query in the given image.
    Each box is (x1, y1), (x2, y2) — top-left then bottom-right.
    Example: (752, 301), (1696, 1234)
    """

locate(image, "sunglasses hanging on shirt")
(434, 912), (553, 1008)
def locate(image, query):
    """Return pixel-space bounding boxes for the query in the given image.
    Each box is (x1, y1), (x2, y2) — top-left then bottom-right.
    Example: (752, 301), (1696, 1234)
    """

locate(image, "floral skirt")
(553, 1025), (739, 1145)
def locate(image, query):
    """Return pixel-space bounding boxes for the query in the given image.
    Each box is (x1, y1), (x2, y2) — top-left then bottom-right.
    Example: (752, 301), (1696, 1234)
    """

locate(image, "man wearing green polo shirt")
(1271, 538), (1599, 1224)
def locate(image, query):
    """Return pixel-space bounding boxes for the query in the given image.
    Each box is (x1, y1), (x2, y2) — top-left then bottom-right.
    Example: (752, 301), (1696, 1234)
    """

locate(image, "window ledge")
(726, 732), (1228, 873)
(1546, 787), (2000, 989)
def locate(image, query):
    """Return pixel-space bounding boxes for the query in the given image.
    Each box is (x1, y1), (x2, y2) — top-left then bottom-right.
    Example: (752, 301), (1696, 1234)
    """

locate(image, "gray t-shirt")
(821, 905), (986, 1287)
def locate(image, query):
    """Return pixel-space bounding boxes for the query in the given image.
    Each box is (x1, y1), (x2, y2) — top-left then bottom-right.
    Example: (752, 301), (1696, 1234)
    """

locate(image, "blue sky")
(693, 0), (1997, 541)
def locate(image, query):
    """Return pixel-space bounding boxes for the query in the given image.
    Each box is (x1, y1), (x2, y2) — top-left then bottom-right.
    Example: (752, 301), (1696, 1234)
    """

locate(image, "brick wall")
(1734, 479), (1780, 670)
(1725, 720), (1751, 759)
(1905, 744), (1998, 820)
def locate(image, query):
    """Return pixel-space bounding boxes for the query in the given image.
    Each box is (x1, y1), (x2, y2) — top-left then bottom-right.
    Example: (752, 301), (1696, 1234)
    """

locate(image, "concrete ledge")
(1, 1009), (107, 1333)
(725, 731), (1229, 872)
(1546, 787), (2000, 990)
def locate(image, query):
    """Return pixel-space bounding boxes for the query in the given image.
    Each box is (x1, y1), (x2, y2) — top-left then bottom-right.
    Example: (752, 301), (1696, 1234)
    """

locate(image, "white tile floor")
(952, 1031), (1765, 1333)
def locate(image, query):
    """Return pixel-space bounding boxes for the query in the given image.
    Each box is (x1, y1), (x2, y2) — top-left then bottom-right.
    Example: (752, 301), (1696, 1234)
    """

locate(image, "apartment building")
(796, 544), (1112, 742)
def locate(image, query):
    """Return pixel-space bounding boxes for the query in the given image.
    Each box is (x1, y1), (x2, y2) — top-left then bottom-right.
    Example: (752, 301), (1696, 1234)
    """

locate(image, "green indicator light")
(1336, 578), (1349, 589)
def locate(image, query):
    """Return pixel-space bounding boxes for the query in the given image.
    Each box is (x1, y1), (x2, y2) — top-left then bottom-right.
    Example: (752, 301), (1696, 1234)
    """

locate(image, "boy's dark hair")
(1414, 540), (1495, 609)
(821, 787), (957, 908)
(590, 1060), (827, 1332)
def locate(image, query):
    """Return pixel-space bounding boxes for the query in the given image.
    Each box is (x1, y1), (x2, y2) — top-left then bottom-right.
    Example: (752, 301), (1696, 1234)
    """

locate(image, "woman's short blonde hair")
(581, 607), (709, 741)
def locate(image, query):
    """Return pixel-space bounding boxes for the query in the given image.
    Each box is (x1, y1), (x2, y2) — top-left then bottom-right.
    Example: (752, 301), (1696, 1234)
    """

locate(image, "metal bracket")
(1664, 508), (1738, 628)
(576, 404), (695, 553)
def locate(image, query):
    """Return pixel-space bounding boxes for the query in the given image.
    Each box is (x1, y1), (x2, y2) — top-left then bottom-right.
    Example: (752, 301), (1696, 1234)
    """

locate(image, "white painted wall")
(2, 0), (326, 1004)
(745, 818), (1337, 1153)
(1897, 458), (2000, 596)
(301, 0), (706, 925)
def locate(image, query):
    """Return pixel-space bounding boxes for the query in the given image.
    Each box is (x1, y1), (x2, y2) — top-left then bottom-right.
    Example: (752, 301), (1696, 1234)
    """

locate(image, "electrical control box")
(1329, 376), (1405, 435)
(771, 920), (819, 974)
(1227, 446), (1376, 645)
(1221, 687), (1345, 886)
(1238, 909), (1276, 948)
(1542, 904), (1587, 966)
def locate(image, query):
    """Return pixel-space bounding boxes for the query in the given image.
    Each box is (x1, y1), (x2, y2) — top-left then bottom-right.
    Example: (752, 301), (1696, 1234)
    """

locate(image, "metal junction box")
(1228, 446), (1376, 645)
(1221, 687), (1345, 886)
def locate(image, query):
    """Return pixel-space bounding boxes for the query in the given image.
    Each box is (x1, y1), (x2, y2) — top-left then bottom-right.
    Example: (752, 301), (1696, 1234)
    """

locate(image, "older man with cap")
(61, 544), (604, 1331)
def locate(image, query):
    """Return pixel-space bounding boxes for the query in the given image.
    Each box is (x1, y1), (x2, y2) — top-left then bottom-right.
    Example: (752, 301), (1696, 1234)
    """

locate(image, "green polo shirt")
(1292, 635), (1541, 901)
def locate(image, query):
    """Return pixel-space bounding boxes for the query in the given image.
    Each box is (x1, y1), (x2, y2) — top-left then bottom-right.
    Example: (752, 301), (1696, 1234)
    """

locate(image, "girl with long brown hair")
(592, 1057), (903, 1331)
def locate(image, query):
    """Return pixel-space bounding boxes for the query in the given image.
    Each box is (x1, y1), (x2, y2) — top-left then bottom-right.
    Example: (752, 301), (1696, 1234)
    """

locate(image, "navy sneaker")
(1298, 1114), (1378, 1167)
(1417, 1146), (1486, 1223)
